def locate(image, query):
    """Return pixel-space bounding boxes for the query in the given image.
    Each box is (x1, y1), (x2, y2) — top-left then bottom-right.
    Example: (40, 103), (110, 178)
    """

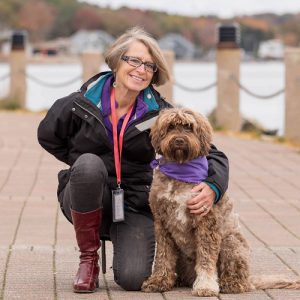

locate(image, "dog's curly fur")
(141, 108), (252, 296)
(142, 108), (300, 296)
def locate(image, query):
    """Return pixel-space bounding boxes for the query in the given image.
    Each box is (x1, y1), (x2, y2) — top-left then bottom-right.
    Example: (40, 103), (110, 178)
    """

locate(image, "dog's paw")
(220, 280), (253, 294)
(192, 288), (219, 297)
(142, 276), (173, 293)
(192, 274), (219, 297)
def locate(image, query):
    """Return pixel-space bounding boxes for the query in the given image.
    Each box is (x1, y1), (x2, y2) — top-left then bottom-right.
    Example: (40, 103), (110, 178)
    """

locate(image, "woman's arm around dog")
(186, 144), (229, 215)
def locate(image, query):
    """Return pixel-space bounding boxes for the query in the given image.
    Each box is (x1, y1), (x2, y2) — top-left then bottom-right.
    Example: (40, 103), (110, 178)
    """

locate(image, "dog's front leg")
(218, 232), (252, 293)
(191, 217), (221, 297)
(142, 220), (177, 292)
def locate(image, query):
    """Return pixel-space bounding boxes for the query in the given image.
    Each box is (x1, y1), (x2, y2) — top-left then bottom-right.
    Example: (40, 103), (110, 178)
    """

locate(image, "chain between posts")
(2, 70), (286, 99)
(24, 71), (81, 88)
(174, 80), (217, 92)
(229, 75), (284, 99)
(174, 76), (284, 99)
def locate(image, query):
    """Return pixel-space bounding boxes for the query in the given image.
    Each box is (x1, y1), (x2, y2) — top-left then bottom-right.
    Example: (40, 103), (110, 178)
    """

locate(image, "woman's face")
(115, 41), (155, 93)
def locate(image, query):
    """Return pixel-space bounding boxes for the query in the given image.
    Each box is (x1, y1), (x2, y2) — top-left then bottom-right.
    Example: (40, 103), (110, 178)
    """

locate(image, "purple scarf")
(150, 156), (208, 183)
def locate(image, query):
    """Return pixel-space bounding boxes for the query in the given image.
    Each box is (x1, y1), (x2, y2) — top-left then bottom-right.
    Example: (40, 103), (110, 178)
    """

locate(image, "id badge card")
(112, 188), (125, 222)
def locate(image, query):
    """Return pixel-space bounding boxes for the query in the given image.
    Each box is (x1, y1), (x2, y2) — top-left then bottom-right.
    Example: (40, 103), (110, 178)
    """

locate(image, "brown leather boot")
(71, 208), (102, 293)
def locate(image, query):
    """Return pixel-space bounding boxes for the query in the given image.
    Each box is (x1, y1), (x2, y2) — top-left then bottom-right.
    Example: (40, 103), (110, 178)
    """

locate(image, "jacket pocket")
(123, 184), (151, 213)
(124, 184), (150, 192)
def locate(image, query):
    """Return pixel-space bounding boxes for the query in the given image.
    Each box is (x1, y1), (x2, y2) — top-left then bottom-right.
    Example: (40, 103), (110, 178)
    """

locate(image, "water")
(173, 62), (284, 135)
(0, 61), (284, 134)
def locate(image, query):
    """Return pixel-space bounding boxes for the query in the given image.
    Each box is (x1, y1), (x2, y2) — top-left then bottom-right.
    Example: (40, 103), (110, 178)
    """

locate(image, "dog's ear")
(192, 112), (213, 156)
(150, 110), (167, 154)
(150, 123), (160, 153)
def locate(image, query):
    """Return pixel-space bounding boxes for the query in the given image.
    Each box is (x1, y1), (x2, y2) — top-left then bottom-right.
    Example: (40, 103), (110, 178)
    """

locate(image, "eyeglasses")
(121, 55), (158, 73)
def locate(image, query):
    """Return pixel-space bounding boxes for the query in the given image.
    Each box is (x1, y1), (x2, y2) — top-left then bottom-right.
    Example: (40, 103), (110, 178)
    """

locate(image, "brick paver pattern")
(0, 112), (299, 300)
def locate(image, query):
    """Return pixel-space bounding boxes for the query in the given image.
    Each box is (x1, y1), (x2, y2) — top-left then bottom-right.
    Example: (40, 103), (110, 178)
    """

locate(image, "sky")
(82, 0), (300, 17)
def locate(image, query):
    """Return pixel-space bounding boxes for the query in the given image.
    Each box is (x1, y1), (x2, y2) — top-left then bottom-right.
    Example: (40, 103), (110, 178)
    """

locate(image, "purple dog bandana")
(150, 156), (208, 183)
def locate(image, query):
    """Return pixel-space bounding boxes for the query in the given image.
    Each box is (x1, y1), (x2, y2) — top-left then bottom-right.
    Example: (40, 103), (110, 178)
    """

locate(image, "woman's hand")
(186, 182), (215, 216)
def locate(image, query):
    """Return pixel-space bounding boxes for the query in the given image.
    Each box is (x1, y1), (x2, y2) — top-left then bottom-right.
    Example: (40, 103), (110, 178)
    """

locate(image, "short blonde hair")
(104, 27), (170, 86)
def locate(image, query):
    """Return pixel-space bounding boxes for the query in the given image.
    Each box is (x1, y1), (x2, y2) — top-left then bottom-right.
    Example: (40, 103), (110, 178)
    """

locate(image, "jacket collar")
(83, 71), (160, 114)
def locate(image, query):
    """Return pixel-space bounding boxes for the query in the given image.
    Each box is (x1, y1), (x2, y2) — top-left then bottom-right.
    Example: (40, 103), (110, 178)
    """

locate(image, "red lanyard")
(110, 87), (134, 187)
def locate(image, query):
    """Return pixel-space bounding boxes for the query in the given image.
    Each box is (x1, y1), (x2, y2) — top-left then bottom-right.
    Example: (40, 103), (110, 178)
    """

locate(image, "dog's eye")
(183, 124), (192, 131)
(168, 124), (175, 130)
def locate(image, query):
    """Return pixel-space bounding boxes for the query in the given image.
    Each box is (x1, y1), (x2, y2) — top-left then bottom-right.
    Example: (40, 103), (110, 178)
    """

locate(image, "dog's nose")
(174, 137), (185, 146)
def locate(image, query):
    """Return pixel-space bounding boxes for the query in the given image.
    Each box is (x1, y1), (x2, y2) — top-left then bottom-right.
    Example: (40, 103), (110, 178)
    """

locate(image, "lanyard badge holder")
(110, 88), (134, 222)
(112, 187), (124, 222)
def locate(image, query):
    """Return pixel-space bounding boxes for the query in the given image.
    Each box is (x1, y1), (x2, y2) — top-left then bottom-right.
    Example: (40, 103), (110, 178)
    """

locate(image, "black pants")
(58, 153), (155, 291)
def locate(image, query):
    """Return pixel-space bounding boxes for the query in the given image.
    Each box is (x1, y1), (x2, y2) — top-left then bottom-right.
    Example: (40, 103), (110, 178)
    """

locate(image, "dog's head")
(150, 108), (213, 163)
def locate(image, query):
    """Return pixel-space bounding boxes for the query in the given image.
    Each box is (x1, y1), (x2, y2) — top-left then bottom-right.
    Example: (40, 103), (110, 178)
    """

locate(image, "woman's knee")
(71, 153), (107, 183)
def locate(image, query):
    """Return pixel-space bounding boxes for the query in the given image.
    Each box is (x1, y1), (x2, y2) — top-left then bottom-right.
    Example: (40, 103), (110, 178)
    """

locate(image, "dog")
(142, 108), (300, 296)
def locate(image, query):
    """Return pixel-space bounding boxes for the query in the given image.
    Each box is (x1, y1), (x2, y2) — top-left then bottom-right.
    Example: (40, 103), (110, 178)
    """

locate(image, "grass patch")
(0, 98), (22, 110)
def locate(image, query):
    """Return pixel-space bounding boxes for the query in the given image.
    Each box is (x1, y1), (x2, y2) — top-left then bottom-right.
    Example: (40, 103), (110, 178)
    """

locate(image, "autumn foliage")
(0, 0), (299, 49)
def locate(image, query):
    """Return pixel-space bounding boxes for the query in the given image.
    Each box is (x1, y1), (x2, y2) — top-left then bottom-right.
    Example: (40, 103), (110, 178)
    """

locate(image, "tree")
(0, 0), (23, 29)
(239, 25), (274, 54)
(192, 18), (218, 48)
(17, 0), (56, 41)
(49, 0), (80, 37)
(279, 14), (300, 46)
(72, 5), (103, 30)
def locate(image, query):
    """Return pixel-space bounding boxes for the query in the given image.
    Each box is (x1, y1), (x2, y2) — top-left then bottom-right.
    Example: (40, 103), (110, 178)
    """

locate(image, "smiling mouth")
(130, 74), (145, 82)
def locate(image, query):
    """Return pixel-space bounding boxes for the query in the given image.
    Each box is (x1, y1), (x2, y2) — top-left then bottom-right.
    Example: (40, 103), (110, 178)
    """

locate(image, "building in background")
(257, 39), (284, 59)
(32, 38), (71, 56)
(159, 33), (196, 59)
(0, 29), (12, 57)
(70, 30), (114, 54)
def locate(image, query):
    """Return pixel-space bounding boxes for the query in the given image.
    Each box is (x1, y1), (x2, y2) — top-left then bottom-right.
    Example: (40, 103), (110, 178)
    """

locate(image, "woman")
(37, 27), (229, 293)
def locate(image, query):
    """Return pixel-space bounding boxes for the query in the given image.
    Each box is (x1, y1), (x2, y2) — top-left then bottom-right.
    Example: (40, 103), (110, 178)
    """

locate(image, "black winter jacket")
(37, 72), (229, 213)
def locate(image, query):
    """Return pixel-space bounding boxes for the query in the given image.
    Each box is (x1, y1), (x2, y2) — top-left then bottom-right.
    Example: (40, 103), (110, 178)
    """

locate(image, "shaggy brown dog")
(142, 108), (300, 296)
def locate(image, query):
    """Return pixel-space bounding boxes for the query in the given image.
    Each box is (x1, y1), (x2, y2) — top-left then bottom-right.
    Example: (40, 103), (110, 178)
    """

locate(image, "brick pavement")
(0, 111), (299, 300)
